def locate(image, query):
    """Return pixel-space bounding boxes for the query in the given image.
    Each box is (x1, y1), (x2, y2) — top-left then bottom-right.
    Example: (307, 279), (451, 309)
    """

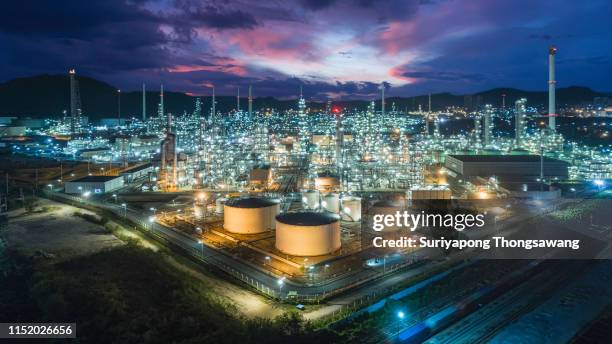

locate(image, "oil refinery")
(1, 45), (611, 343)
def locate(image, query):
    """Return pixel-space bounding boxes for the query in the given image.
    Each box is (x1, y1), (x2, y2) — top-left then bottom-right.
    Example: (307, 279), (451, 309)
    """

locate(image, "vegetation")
(0, 245), (338, 343)
(72, 211), (108, 226)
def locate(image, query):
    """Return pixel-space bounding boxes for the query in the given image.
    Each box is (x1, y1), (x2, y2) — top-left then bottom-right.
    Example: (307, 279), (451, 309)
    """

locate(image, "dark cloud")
(173, 0), (259, 30)
(402, 71), (486, 82)
(299, 0), (337, 11)
(0, 0), (154, 37)
(557, 56), (612, 65)
(1, 0), (612, 98)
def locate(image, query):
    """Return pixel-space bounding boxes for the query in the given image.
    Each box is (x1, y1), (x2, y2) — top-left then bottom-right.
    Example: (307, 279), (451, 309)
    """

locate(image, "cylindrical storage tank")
(194, 204), (205, 220)
(315, 174), (340, 192)
(321, 193), (340, 213)
(224, 197), (280, 234)
(215, 197), (227, 214)
(368, 200), (404, 231)
(275, 212), (341, 256)
(301, 190), (320, 210)
(341, 196), (362, 222)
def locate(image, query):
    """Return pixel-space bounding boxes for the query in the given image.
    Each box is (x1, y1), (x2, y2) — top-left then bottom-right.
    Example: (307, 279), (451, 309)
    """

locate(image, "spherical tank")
(341, 196), (362, 222)
(275, 212), (341, 256)
(224, 197), (280, 234)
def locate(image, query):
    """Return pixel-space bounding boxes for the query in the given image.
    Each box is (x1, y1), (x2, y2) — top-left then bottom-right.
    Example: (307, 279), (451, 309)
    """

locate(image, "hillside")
(0, 74), (607, 119)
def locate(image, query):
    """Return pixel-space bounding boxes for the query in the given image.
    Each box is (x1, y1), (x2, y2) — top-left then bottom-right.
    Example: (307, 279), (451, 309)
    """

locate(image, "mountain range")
(0, 74), (609, 119)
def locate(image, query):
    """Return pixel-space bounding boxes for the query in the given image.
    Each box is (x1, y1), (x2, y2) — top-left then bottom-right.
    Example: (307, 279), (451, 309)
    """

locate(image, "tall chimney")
(159, 84), (164, 118)
(548, 46), (557, 132)
(237, 87), (240, 111)
(211, 86), (216, 123)
(248, 85), (253, 117)
(381, 82), (385, 117)
(142, 83), (146, 121)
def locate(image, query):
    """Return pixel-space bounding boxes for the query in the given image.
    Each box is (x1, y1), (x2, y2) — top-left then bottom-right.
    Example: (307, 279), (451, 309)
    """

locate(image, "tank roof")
(317, 172), (339, 178)
(373, 200), (402, 208)
(448, 154), (567, 164)
(276, 212), (340, 226)
(225, 197), (279, 208)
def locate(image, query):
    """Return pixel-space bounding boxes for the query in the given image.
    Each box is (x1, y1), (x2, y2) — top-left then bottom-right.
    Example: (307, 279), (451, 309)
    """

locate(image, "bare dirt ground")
(5, 198), (287, 319)
(5, 199), (123, 259)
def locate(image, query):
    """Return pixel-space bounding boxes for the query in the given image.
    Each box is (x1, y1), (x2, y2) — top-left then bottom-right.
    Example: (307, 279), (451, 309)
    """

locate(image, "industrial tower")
(474, 113), (482, 148)
(297, 86), (307, 151)
(248, 85), (253, 117)
(237, 87), (240, 111)
(69, 69), (83, 134)
(158, 84), (164, 117)
(142, 83), (146, 121)
(515, 98), (527, 147)
(548, 46), (557, 132)
(210, 86), (216, 124)
(483, 104), (493, 146)
(380, 82), (385, 117)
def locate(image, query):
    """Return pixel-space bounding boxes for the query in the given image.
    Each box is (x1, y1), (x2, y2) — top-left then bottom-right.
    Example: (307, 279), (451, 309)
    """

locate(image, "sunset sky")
(1, 0), (611, 99)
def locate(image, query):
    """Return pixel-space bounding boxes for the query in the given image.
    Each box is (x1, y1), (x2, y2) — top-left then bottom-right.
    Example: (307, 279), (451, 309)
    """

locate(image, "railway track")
(425, 261), (590, 344)
(362, 260), (531, 343)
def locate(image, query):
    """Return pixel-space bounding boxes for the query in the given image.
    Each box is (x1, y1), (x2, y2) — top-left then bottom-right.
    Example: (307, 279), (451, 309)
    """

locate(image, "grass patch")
(0, 244), (338, 343)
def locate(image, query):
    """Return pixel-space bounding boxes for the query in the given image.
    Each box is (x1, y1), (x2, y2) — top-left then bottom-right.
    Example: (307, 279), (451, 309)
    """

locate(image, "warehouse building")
(445, 155), (569, 181)
(64, 175), (124, 194)
(498, 182), (561, 199)
(120, 163), (154, 183)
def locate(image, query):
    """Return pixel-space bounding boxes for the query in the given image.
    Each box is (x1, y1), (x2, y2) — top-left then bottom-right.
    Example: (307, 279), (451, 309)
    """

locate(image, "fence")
(41, 190), (426, 308)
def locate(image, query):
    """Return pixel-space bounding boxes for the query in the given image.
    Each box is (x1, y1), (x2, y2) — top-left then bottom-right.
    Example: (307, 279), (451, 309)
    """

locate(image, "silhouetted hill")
(0, 74), (608, 118)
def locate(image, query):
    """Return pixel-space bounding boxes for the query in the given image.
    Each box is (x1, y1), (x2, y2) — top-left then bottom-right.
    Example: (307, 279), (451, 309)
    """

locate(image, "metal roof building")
(445, 154), (569, 181)
(64, 175), (124, 194)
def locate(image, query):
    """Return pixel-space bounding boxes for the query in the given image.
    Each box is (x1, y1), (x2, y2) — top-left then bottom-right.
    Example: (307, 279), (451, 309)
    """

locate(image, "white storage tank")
(315, 173), (340, 192)
(215, 197), (227, 214)
(223, 197), (280, 234)
(406, 185), (452, 201)
(193, 204), (206, 220)
(301, 190), (320, 210)
(275, 212), (341, 256)
(368, 200), (404, 231)
(341, 196), (362, 222)
(321, 193), (340, 213)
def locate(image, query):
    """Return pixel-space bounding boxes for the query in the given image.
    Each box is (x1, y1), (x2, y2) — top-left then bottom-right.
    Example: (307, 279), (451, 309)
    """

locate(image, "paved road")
(44, 190), (571, 306)
(47, 190), (425, 300)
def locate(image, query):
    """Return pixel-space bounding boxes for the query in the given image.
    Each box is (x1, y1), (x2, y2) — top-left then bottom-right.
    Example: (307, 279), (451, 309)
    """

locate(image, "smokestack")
(515, 98), (526, 147)
(167, 112), (172, 133)
(142, 83), (146, 121)
(117, 89), (121, 123)
(160, 84), (164, 118)
(548, 46), (557, 132)
(248, 85), (253, 117)
(484, 104), (492, 146)
(237, 87), (240, 111)
(381, 83), (385, 117)
(211, 86), (216, 123)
